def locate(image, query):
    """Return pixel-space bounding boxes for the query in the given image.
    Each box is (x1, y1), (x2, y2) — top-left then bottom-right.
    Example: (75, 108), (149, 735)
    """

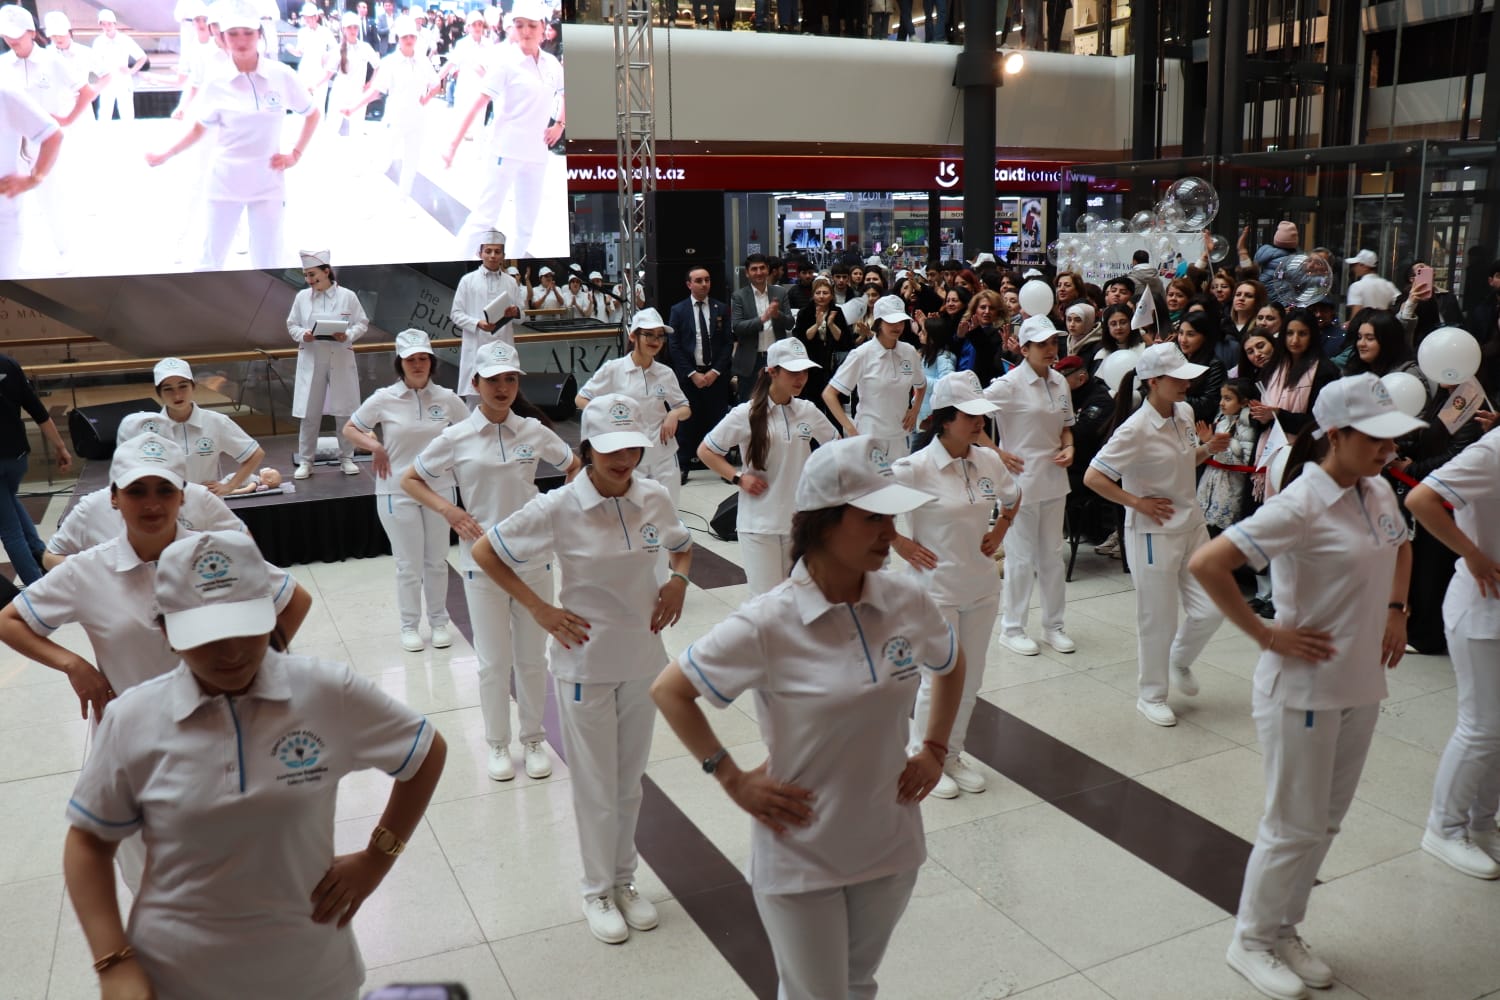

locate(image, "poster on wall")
(1, 0), (569, 280)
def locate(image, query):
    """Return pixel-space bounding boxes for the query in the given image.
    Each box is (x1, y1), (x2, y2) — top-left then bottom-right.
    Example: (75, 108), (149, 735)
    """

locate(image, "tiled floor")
(3, 474), (1496, 1000)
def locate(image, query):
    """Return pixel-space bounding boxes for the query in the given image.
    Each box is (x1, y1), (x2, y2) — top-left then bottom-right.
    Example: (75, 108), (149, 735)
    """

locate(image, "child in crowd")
(1198, 379), (1260, 532)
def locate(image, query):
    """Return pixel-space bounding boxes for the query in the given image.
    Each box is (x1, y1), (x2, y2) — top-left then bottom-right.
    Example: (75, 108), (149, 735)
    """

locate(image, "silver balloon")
(1165, 176), (1220, 230)
(1209, 234), (1230, 263)
(1046, 240), (1061, 266)
(1129, 210), (1158, 234)
(1157, 198), (1187, 232)
(1074, 212), (1100, 235)
(1104, 219), (1128, 235)
(1290, 254), (1332, 307)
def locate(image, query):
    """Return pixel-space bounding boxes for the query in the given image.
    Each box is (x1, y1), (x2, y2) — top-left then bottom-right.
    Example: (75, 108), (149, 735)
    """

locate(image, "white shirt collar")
(168, 648), (294, 723)
(1296, 462), (1360, 512)
(573, 468), (647, 512)
(789, 560), (900, 625)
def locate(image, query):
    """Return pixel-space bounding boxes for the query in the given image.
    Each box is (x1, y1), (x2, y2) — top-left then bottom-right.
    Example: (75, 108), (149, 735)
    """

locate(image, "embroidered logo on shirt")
(1377, 513), (1405, 543)
(273, 729), (329, 786)
(640, 522), (661, 548)
(514, 444), (535, 460)
(899, 360), (913, 375)
(977, 476), (996, 497)
(883, 636), (919, 680)
(427, 404), (446, 421)
(796, 421), (812, 439)
(652, 384), (667, 397)
(264, 90), (283, 110)
(195, 436), (216, 456)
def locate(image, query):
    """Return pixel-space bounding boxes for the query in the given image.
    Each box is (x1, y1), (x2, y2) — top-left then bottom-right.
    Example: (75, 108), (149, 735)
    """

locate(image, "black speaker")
(645, 259), (726, 315)
(67, 398), (160, 461)
(710, 491), (738, 542)
(518, 372), (578, 422)
(645, 190), (725, 260)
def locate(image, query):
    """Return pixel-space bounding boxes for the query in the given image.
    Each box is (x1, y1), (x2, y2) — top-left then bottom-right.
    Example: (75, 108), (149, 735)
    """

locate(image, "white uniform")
(286, 283), (369, 464)
(702, 398), (838, 595)
(65, 651), (434, 1000)
(1224, 465), (1405, 953)
(414, 407), (572, 750)
(294, 23), (336, 112)
(984, 363), (1075, 639)
(828, 338), (926, 459)
(449, 264), (523, 394)
(679, 563), (955, 1000)
(892, 439), (1018, 760)
(1421, 430), (1500, 842)
(0, 84), (59, 278)
(446, 35), (490, 123)
(194, 58), (315, 270)
(488, 471), (690, 897)
(368, 50), (437, 198)
(155, 404), (261, 486)
(327, 38), (377, 133)
(1346, 273), (1400, 313)
(51, 41), (96, 121)
(46, 483), (246, 559)
(351, 381), (467, 630)
(0, 46), (82, 259)
(453, 43), (563, 258)
(90, 30), (146, 122)
(1089, 400), (1224, 703)
(578, 357), (688, 509)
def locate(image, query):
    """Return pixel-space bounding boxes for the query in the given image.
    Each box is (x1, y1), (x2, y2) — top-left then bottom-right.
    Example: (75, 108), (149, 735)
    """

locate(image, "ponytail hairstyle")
(1280, 426), (1326, 490)
(745, 367), (774, 472)
(339, 28), (350, 75)
(1101, 369), (1141, 440)
(913, 405), (960, 452)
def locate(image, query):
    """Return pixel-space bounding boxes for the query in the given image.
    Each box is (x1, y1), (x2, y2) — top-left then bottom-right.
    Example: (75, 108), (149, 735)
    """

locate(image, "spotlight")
(1003, 50), (1024, 75)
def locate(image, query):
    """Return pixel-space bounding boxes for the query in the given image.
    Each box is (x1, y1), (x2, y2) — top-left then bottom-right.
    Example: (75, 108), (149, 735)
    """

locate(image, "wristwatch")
(731, 474), (742, 487)
(702, 747), (729, 775)
(368, 825), (406, 857)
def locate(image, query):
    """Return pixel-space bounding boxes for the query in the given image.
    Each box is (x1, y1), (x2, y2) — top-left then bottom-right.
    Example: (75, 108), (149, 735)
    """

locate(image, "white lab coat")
(286, 283), (369, 417)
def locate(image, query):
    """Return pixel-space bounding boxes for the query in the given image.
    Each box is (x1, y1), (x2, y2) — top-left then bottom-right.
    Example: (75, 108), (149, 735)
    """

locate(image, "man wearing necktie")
(667, 266), (731, 484)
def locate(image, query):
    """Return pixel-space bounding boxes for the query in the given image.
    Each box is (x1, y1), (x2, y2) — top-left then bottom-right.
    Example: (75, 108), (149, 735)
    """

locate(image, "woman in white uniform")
(286, 250), (369, 478)
(652, 436), (965, 999)
(1189, 373), (1421, 1000)
(698, 339), (839, 596)
(152, 357), (265, 494)
(404, 340), (581, 783)
(564, 272), (592, 319)
(891, 371), (1020, 799)
(327, 13), (378, 136)
(575, 307), (690, 511)
(440, 11), (490, 125)
(341, 13), (441, 199)
(343, 330), (469, 653)
(527, 265), (566, 312)
(63, 530), (445, 1000)
(474, 394), (691, 945)
(823, 294), (926, 460)
(145, 1), (321, 270)
(1083, 343), (1230, 728)
(291, 3), (336, 114)
(984, 316), (1077, 657)
(0, 80), (62, 278)
(1406, 427), (1500, 879)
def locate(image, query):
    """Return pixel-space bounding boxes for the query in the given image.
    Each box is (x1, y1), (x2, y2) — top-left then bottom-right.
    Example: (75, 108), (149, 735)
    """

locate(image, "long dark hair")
(1177, 310), (1220, 362)
(746, 368), (773, 472)
(913, 405), (961, 452)
(1102, 369), (1141, 439)
(921, 316), (952, 367)
(1271, 307), (1326, 388)
(1280, 427), (1325, 490)
(1342, 310), (1413, 376)
(789, 506), (848, 566)
(1099, 303), (1141, 352)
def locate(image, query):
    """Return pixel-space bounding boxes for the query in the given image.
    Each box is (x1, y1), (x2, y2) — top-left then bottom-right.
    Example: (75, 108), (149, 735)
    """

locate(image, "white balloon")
(1417, 326), (1482, 385)
(1381, 371), (1426, 417)
(1097, 347), (1142, 394)
(1018, 280), (1055, 318)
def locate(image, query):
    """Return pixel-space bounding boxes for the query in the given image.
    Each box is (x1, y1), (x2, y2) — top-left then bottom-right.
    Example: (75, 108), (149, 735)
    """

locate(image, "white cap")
(483, 4), (500, 23)
(569, 263), (582, 272)
(928, 371), (998, 415)
(43, 10), (71, 34)
(393, 13), (417, 34)
(155, 531), (276, 650)
(1346, 249), (1378, 269)
(217, 1), (259, 28)
(299, 2), (319, 15)
(477, 228), (506, 252)
(465, 8), (484, 22)
(341, 11), (363, 27)
(111, 432), (188, 490)
(972, 252), (996, 267)
(473, 341), (522, 378)
(298, 249), (330, 269)
(793, 437), (934, 515)
(767, 339), (819, 372)
(864, 255), (882, 267)
(870, 295), (911, 326)
(1311, 372), (1427, 440)
(0, 4), (35, 37)
(588, 270), (603, 281)
(1022, 267), (1043, 280)
(115, 412), (170, 443)
(506, 266), (520, 276)
(394, 329), (433, 358)
(98, 8), (117, 21)
(628, 307), (672, 335)
(153, 357), (195, 386)
(581, 394), (652, 453)
(1017, 315), (1060, 345)
(538, 265), (554, 277)
(1134, 342), (1207, 381)
(509, 0), (550, 20)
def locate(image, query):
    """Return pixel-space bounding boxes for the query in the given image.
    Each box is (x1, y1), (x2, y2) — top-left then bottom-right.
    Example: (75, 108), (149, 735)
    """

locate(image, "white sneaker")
(523, 740), (552, 779)
(1470, 826), (1500, 861)
(613, 882), (659, 931)
(400, 628), (424, 652)
(583, 894), (629, 943)
(1226, 941), (1308, 1000)
(1137, 698), (1177, 727)
(999, 632), (1039, 656)
(1421, 829), (1500, 879)
(1273, 935), (1333, 989)
(929, 771), (959, 799)
(430, 625), (452, 649)
(293, 461), (312, 480)
(1174, 663), (1200, 696)
(487, 745), (515, 782)
(340, 458), (360, 475)
(944, 754), (986, 794)
(1042, 629), (1076, 653)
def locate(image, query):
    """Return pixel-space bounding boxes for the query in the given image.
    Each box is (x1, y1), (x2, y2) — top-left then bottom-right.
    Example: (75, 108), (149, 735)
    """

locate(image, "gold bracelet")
(93, 945), (135, 974)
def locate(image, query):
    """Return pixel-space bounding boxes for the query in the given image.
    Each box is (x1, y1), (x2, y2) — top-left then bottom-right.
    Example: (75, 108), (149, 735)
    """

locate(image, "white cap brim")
(588, 430), (652, 452)
(474, 361), (523, 377)
(773, 358), (820, 372)
(112, 463), (186, 490)
(875, 309), (912, 325)
(848, 482), (936, 516)
(954, 398), (1000, 415)
(1344, 411), (1427, 439)
(1162, 360), (1208, 380)
(164, 597), (276, 650)
(397, 344), (433, 358)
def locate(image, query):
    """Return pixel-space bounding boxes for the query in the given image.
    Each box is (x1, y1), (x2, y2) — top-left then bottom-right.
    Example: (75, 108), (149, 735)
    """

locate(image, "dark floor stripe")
(687, 543), (748, 590)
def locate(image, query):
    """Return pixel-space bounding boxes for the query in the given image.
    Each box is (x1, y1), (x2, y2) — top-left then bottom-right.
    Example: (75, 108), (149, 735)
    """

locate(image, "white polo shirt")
(294, 24), (336, 86)
(90, 31), (146, 81)
(702, 398), (838, 536)
(350, 381), (468, 496)
(196, 59), (315, 203)
(891, 440), (1019, 606)
(65, 651), (434, 1000)
(155, 404), (260, 485)
(679, 562), (955, 894)
(488, 471), (691, 684)
(413, 407), (573, 572)
(46, 484), (246, 558)
(829, 338), (926, 440)
(450, 266), (523, 394)
(481, 43), (563, 163)
(1422, 428), (1500, 639)
(578, 358), (688, 466)
(1226, 465), (1405, 710)
(16, 529), (296, 694)
(370, 50), (438, 128)
(0, 46), (84, 118)
(984, 362), (1075, 504)
(1089, 399), (1203, 534)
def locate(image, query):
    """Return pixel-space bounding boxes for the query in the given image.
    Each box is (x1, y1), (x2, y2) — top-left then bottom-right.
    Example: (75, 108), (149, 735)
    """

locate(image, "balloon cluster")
(1048, 176), (1222, 278)
(1379, 327), (1485, 417)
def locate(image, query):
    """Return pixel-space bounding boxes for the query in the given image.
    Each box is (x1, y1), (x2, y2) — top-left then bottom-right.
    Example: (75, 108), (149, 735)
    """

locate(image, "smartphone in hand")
(1411, 264), (1434, 297)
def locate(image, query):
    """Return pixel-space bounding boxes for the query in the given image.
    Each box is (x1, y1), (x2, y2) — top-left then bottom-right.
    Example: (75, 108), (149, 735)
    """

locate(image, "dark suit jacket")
(667, 295), (731, 381)
(729, 283), (792, 379)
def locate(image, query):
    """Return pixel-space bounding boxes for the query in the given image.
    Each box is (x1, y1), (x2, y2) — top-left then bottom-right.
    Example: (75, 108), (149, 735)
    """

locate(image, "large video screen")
(2, 0), (568, 279)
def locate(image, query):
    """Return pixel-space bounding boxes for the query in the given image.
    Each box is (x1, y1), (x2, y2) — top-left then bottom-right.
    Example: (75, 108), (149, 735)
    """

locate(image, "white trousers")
(455, 154), (547, 258)
(202, 198), (283, 271)
(1235, 700), (1379, 952)
(465, 566), (550, 748)
(911, 592), (998, 758)
(296, 344), (354, 465)
(555, 674), (656, 897)
(374, 491), (452, 630)
(740, 531), (792, 597)
(1428, 632), (1500, 838)
(97, 83), (134, 121)
(1000, 496), (1066, 636)
(753, 866), (919, 1000)
(390, 119), (424, 198)
(1124, 523), (1223, 703)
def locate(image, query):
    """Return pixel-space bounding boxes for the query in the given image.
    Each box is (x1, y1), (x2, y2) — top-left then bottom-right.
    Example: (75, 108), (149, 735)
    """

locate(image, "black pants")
(679, 370), (732, 468)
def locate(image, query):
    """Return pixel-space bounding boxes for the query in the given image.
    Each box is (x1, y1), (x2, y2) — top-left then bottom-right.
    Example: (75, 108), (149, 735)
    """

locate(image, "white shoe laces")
(616, 883), (641, 901)
(594, 894), (618, 912)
